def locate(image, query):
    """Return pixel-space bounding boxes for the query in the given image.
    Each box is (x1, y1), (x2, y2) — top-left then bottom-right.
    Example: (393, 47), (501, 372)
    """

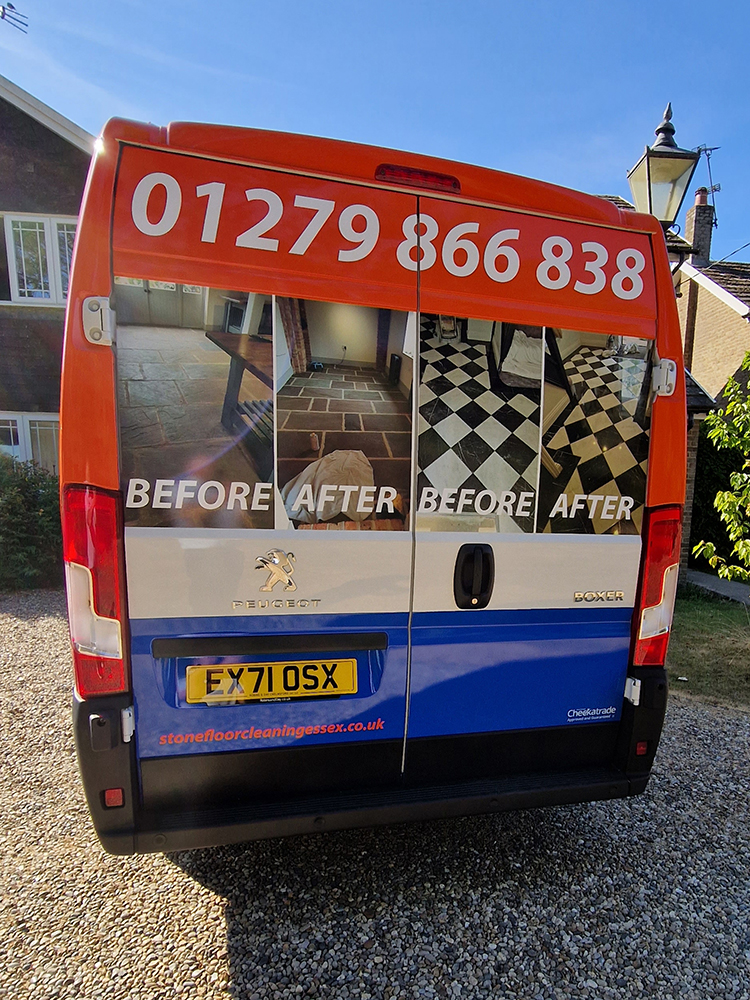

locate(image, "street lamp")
(627, 104), (700, 230)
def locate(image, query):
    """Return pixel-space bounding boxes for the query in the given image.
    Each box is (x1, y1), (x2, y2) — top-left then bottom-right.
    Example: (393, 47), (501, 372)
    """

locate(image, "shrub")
(688, 420), (744, 569)
(692, 354), (750, 582)
(0, 454), (63, 590)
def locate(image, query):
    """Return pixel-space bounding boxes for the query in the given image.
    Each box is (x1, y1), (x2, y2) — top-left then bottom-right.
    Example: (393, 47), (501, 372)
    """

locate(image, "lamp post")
(627, 104), (700, 231)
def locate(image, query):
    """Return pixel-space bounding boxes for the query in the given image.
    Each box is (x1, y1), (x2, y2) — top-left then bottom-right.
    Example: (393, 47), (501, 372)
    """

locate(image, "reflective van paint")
(407, 535), (640, 745)
(130, 604), (631, 759)
(125, 529), (642, 620)
(126, 530), (641, 760)
(412, 532), (642, 613)
(124, 528), (412, 619)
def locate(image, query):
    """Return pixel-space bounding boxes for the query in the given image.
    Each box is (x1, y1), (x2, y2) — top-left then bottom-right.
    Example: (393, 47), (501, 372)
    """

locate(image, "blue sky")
(2, 0), (746, 260)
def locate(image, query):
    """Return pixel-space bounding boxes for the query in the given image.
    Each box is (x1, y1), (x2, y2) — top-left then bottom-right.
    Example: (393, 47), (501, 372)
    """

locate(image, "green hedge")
(688, 420), (745, 569)
(0, 455), (63, 590)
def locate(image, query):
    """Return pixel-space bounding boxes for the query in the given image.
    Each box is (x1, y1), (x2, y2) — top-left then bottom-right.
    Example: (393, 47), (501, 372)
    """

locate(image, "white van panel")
(413, 532), (642, 613)
(124, 528), (411, 619)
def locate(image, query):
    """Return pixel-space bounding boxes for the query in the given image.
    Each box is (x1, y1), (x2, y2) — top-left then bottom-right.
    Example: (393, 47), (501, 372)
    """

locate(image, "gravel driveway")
(1, 590), (748, 1000)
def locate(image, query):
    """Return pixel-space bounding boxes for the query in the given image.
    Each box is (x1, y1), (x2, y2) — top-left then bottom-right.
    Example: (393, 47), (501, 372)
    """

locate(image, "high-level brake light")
(62, 485), (129, 698)
(632, 505), (682, 667)
(375, 163), (461, 193)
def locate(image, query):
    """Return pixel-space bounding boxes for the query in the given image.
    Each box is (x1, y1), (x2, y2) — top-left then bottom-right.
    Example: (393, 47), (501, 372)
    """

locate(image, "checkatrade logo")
(567, 705), (617, 723)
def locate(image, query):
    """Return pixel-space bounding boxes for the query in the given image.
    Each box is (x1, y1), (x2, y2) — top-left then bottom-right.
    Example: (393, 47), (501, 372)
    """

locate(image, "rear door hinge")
(624, 676), (641, 706)
(82, 296), (115, 346)
(652, 358), (677, 397)
(121, 706), (135, 743)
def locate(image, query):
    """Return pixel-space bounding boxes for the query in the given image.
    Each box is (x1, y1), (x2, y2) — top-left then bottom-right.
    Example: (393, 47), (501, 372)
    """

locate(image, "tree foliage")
(0, 455), (62, 590)
(689, 420), (743, 569)
(693, 353), (750, 582)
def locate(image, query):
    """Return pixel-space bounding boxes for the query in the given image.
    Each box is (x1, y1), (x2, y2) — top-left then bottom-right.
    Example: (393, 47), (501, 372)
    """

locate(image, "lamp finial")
(653, 104), (677, 150)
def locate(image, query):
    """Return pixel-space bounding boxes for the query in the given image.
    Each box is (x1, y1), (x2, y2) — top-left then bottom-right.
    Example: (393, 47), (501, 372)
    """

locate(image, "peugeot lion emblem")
(255, 549), (297, 592)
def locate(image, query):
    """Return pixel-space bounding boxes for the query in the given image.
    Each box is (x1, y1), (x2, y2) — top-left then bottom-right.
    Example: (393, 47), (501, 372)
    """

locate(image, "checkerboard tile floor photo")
(418, 326), (541, 533)
(417, 319), (651, 536)
(538, 346), (651, 534)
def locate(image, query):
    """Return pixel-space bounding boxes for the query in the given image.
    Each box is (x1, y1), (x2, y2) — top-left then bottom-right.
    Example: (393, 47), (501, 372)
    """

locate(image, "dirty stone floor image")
(1, 590), (748, 1000)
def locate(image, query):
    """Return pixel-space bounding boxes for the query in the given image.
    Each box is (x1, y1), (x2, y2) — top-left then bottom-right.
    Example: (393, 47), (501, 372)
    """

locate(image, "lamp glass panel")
(627, 156), (651, 214)
(646, 154), (697, 223)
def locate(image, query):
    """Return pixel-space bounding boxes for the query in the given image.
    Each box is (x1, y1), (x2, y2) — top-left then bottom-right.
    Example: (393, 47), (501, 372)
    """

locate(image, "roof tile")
(696, 261), (750, 310)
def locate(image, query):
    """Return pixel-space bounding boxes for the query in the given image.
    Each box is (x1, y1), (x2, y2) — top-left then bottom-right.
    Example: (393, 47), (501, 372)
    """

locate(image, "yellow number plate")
(185, 660), (358, 704)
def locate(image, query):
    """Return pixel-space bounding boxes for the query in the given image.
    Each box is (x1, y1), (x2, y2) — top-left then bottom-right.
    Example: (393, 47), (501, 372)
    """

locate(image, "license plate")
(185, 659), (358, 704)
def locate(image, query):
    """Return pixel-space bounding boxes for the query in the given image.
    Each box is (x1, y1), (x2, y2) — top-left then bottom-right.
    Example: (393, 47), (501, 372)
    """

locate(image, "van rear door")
(405, 197), (657, 784)
(110, 144), (419, 812)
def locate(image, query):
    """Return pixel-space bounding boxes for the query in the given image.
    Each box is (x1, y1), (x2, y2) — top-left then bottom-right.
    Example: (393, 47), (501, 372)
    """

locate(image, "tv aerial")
(1, 3), (28, 32)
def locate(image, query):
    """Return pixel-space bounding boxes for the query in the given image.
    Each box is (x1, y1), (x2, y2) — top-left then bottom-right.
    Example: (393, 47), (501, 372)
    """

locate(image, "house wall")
(557, 328), (581, 359)
(679, 417), (704, 582)
(677, 282), (750, 398)
(0, 93), (91, 471)
(0, 311), (62, 411)
(0, 97), (89, 214)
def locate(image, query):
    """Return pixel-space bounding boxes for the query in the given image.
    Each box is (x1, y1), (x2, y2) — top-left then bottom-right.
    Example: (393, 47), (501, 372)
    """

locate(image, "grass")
(667, 585), (750, 707)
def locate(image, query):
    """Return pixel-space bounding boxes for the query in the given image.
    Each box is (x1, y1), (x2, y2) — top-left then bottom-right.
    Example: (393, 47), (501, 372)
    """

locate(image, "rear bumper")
(73, 668), (667, 855)
(130, 767), (646, 854)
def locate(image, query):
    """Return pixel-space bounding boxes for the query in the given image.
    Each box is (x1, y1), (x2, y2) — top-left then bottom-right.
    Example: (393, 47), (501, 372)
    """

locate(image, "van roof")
(102, 118), (659, 238)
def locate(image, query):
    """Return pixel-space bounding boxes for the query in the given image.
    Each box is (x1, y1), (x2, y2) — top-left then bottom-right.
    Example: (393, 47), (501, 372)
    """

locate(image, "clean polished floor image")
(274, 296), (414, 529)
(538, 346), (650, 534)
(277, 363), (411, 529)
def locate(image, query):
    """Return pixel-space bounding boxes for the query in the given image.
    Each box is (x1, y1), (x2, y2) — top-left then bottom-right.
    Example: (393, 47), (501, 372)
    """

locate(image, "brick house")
(677, 188), (750, 399)
(671, 188), (750, 575)
(0, 73), (93, 473)
(599, 194), (715, 578)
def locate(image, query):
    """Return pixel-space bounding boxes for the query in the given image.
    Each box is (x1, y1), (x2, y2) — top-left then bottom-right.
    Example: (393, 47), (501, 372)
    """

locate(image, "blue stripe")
(129, 611), (408, 653)
(412, 606), (633, 627)
(408, 607), (632, 738)
(128, 607), (633, 758)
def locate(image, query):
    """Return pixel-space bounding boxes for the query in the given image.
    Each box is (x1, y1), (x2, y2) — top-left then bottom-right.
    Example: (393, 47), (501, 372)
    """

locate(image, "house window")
(2, 215), (78, 305)
(11, 219), (50, 298)
(56, 221), (77, 298)
(28, 419), (60, 474)
(0, 413), (59, 474)
(0, 418), (22, 461)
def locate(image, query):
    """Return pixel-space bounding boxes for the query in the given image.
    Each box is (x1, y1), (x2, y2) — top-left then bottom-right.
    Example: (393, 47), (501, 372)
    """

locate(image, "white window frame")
(2, 213), (78, 307)
(0, 411), (60, 473)
(0, 413), (23, 462)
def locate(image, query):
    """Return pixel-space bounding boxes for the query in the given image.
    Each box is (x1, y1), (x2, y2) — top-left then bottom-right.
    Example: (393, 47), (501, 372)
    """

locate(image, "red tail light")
(62, 485), (129, 698)
(632, 505), (682, 667)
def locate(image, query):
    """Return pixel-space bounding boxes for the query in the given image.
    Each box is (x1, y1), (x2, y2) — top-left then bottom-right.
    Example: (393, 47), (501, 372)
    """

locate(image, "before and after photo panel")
(416, 314), (652, 536)
(114, 278), (651, 536)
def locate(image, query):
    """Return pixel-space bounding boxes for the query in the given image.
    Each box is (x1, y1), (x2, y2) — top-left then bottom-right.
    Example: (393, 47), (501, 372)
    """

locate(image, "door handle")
(453, 544), (495, 610)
